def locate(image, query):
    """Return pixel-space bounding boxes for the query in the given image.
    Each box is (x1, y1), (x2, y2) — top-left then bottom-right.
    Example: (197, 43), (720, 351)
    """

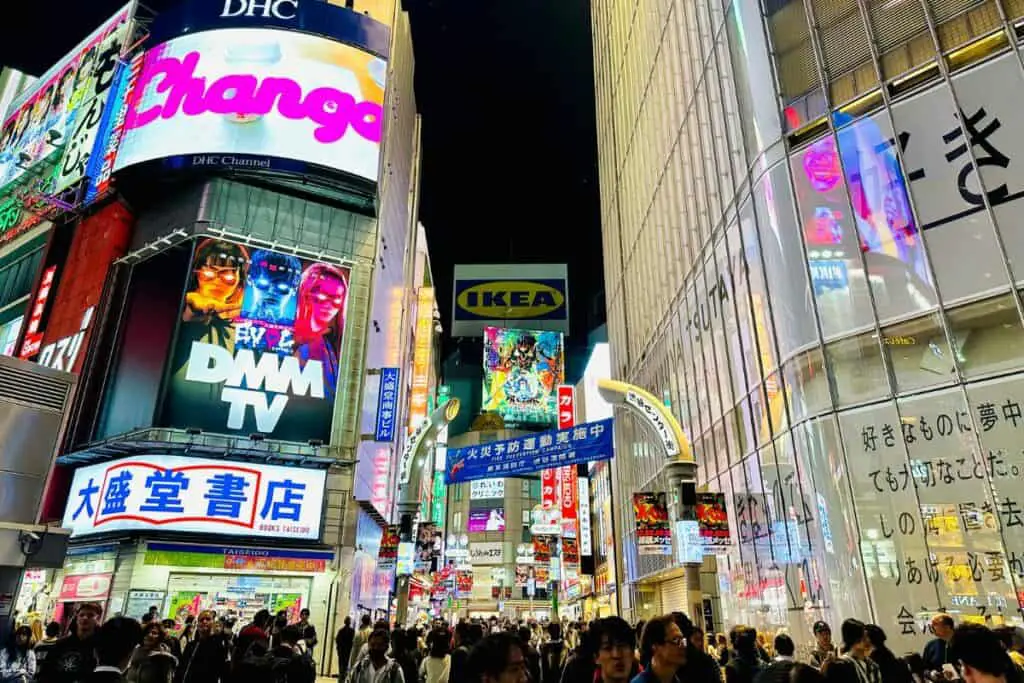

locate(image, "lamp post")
(595, 379), (703, 620)
(394, 398), (460, 627)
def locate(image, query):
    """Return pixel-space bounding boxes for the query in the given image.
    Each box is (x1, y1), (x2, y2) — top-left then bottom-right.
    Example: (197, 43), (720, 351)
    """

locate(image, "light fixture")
(249, 433), (266, 442)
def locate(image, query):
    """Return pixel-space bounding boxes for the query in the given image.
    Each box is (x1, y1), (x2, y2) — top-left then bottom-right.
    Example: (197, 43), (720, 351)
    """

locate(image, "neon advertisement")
(161, 238), (350, 441)
(482, 326), (564, 428)
(0, 5), (132, 194)
(114, 28), (387, 182)
(467, 508), (506, 533)
(61, 454), (326, 540)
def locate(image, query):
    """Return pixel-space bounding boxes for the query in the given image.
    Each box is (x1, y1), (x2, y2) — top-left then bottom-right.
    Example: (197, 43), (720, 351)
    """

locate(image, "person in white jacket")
(419, 629), (451, 683)
(0, 626), (36, 683)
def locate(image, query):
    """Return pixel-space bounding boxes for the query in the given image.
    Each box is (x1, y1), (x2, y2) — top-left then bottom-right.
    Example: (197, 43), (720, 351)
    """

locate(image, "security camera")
(23, 532), (40, 543)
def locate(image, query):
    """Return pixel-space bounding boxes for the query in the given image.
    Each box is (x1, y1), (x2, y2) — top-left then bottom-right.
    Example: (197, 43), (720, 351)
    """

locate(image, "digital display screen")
(161, 238), (350, 441)
(114, 28), (387, 182)
(468, 508), (506, 533)
(482, 326), (564, 428)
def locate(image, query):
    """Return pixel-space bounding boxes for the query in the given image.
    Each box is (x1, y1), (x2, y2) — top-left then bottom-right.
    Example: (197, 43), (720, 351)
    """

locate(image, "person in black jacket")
(669, 612), (721, 683)
(294, 610), (317, 656)
(823, 619), (882, 683)
(755, 634), (797, 683)
(866, 625), (913, 683)
(516, 626), (541, 683)
(540, 622), (568, 683)
(87, 617), (144, 683)
(335, 618), (355, 681)
(39, 602), (103, 683)
(175, 611), (229, 683)
(726, 626), (764, 683)
(923, 616), (955, 674)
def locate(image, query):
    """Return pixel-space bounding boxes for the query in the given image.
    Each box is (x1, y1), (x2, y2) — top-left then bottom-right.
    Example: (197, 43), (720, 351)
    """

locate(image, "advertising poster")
(115, 28), (387, 182)
(481, 326), (564, 428)
(62, 455), (327, 540)
(467, 508), (506, 533)
(454, 570), (473, 599)
(562, 537), (579, 566)
(415, 522), (441, 571)
(633, 492), (672, 556)
(161, 238), (350, 442)
(696, 492), (731, 546)
(378, 525), (399, 571)
(514, 564), (529, 587)
(533, 536), (552, 564)
(168, 592), (203, 625)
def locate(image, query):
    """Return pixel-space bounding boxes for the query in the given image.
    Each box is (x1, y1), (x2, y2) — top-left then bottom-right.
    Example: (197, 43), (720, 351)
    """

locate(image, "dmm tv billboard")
(160, 238), (350, 442)
(452, 264), (568, 337)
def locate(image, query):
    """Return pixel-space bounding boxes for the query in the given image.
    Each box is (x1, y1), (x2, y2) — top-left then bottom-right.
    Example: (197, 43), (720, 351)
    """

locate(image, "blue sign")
(445, 417), (614, 483)
(375, 367), (400, 442)
(808, 259), (849, 295)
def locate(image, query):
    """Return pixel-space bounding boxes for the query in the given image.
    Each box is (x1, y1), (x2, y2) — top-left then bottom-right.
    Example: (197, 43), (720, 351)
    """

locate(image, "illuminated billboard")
(468, 508), (506, 533)
(114, 28), (387, 182)
(452, 264), (568, 337)
(160, 238), (350, 442)
(482, 326), (564, 428)
(62, 454), (326, 540)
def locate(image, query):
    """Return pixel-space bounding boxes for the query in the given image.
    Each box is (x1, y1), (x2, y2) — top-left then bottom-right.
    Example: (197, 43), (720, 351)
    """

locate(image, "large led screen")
(114, 28), (387, 181)
(161, 238), (350, 442)
(482, 326), (564, 428)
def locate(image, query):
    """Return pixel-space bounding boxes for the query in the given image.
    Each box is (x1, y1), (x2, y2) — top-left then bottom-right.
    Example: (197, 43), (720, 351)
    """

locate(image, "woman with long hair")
(865, 625), (912, 683)
(0, 626), (36, 683)
(293, 263), (349, 399)
(128, 622), (175, 683)
(421, 627), (452, 683)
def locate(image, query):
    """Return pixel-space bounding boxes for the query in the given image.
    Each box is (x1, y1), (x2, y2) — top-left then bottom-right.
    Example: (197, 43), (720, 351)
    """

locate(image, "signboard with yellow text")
(452, 264), (568, 337)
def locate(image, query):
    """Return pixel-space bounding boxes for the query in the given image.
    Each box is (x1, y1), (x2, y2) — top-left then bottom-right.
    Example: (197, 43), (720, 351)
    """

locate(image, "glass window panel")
(750, 386), (773, 447)
(834, 111), (940, 323)
(791, 136), (877, 339)
(740, 196), (780, 377)
(709, 238), (737, 412)
(702, 252), (726, 424)
(793, 417), (872, 646)
(880, 312), (958, 394)
(754, 164), (820, 360)
(783, 347), (832, 422)
(946, 294), (1024, 379)
(826, 332), (892, 406)
(890, 77), (1012, 305)
(726, 214), (756, 396)
(837, 402), (944, 653)
(897, 387), (1019, 631)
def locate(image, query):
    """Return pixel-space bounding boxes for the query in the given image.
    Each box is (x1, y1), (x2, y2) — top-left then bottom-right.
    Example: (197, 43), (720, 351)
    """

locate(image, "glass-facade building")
(592, 0), (1024, 651)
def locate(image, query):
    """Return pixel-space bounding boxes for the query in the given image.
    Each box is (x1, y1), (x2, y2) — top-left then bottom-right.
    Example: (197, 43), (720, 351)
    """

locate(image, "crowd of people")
(5, 604), (1024, 683)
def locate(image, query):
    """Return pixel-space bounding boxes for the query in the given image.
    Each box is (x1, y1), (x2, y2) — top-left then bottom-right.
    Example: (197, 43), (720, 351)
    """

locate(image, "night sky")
(0, 0), (604, 349)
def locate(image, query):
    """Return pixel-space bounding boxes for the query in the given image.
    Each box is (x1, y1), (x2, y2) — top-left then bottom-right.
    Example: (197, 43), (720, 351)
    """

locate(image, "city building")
(592, 0), (1024, 650)
(0, 0), (426, 670)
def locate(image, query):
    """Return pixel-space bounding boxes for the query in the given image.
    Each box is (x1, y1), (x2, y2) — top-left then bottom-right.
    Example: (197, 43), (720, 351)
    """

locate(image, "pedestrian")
(175, 611), (229, 683)
(34, 622), (62, 670)
(344, 629), (404, 683)
(632, 616), (685, 683)
(924, 616), (956, 674)
(865, 625), (912, 683)
(514, 627), (540, 683)
(726, 627), (763, 683)
(822, 619), (882, 683)
(87, 618), (144, 683)
(1, 626), (36, 683)
(466, 632), (528, 683)
(420, 627), (451, 683)
(390, 630), (417, 683)
(590, 617), (638, 683)
(811, 623), (838, 670)
(539, 622), (568, 683)
(755, 634), (797, 683)
(294, 610), (317, 655)
(127, 622), (174, 683)
(348, 616), (372, 672)
(268, 626), (315, 683)
(951, 624), (1021, 683)
(38, 602), (102, 683)
(335, 617), (355, 680)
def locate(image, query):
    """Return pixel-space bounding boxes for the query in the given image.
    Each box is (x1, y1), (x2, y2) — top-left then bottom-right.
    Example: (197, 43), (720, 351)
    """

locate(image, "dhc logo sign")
(455, 280), (566, 320)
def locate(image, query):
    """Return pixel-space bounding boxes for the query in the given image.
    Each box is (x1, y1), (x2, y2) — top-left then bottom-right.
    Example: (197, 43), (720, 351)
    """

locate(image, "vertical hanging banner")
(378, 525), (400, 571)
(374, 367), (400, 441)
(556, 385), (577, 537)
(408, 288), (434, 432)
(557, 385), (575, 429)
(578, 476), (593, 557)
(633, 492), (672, 556)
(541, 468), (557, 510)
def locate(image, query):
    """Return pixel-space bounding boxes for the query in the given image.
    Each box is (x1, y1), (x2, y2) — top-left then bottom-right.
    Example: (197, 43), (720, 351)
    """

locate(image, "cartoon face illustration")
(245, 250), (302, 322)
(298, 263), (348, 334)
(193, 240), (248, 304)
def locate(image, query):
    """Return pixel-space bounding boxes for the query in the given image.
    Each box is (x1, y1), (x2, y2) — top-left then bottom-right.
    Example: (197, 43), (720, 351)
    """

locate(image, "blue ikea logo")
(453, 279), (567, 321)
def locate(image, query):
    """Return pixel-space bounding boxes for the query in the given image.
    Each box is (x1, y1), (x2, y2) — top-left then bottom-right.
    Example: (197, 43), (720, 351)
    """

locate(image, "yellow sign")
(409, 287), (434, 431)
(455, 280), (565, 319)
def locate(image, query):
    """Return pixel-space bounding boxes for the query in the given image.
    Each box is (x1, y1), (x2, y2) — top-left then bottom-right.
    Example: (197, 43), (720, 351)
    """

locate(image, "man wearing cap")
(38, 602), (102, 683)
(810, 622), (838, 670)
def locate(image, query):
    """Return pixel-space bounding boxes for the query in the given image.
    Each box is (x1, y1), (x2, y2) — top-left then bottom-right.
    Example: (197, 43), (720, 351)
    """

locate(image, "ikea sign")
(452, 264), (568, 337)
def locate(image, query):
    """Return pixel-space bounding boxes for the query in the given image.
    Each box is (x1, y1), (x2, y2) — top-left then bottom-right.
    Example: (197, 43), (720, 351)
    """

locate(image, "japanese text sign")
(470, 542), (504, 565)
(470, 478), (504, 500)
(62, 455), (326, 540)
(557, 385), (575, 429)
(374, 367), (400, 442)
(409, 288), (433, 432)
(541, 469), (557, 509)
(445, 417), (614, 484)
(633, 492), (671, 556)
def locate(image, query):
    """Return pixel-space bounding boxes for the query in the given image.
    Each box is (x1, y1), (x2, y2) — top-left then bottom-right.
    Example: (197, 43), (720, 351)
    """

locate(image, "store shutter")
(658, 576), (690, 615)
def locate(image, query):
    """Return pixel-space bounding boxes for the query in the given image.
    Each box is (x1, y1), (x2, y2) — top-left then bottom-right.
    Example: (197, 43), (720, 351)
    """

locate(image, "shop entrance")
(165, 573), (312, 627)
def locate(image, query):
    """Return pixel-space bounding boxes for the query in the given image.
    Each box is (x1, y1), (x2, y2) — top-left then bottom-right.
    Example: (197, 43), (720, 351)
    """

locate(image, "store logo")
(456, 280), (564, 318)
(125, 50), (383, 145)
(221, 0), (298, 19)
(184, 341), (325, 432)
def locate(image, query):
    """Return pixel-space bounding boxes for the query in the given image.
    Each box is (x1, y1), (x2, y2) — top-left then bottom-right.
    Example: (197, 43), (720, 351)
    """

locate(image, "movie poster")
(161, 238), (350, 442)
(633, 492), (672, 556)
(415, 522), (441, 571)
(378, 525), (400, 571)
(481, 326), (563, 427)
(696, 492), (731, 546)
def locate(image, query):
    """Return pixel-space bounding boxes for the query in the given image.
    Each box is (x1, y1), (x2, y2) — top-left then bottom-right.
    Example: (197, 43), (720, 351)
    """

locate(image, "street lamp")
(394, 398), (461, 626)
(595, 379), (702, 620)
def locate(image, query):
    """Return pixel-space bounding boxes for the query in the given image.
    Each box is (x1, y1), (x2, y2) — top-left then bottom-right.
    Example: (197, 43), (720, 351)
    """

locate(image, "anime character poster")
(161, 238), (350, 442)
(633, 492), (672, 556)
(481, 326), (564, 428)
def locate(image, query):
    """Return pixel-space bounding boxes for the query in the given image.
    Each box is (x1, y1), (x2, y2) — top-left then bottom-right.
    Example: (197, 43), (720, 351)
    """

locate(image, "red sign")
(19, 265), (57, 359)
(58, 573), (113, 602)
(557, 385), (575, 429)
(541, 468), (557, 509)
(560, 465), (578, 535)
